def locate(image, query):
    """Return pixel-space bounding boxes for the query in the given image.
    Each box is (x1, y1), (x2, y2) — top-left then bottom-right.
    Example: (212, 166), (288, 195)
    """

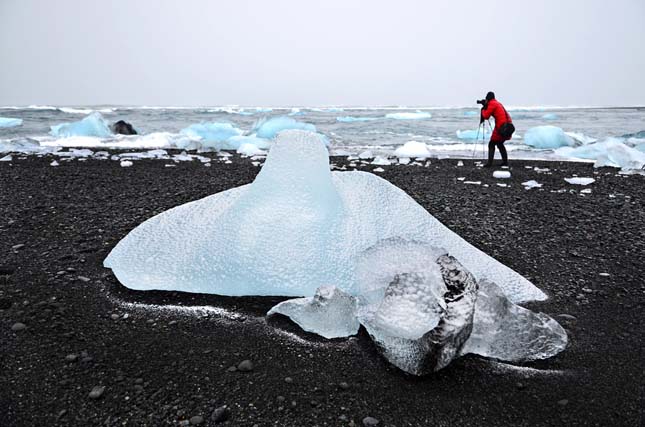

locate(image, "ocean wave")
(336, 116), (379, 123)
(385, 111), (432, 120)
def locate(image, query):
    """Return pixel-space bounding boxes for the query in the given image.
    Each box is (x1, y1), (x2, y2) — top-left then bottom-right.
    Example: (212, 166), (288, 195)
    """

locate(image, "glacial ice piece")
(456, 129), (486, 140)
(460, 281), (568, 362)
(493, 171), (511, 179)
(564, 177), (594, 185)
(180, 123), (242, 149)
(557, 139), (645, 172)
(521, 180), (542, 189)
(267, 286), (360, 339)
(524, 126), (574, 149)
(463, 111), (478, 117)
(360, 253), (478, 374)
(0, 117), (23, 128)
(105, 130), (545, 301)
(542, 113), (558, 120)
(227, 135), (271, 150)
(371, 156), (391, 166)
(385, 111), (432, 120)
(393, 141), (431, 158)
(236, 143), (266, 157)
(50, 112), (113, 138)
(253, 116), (316, 139)
(336, 116), (379, 123)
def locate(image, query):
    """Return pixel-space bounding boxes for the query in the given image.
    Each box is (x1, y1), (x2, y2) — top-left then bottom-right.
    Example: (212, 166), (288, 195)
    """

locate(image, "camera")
(476, 99), (487, 106)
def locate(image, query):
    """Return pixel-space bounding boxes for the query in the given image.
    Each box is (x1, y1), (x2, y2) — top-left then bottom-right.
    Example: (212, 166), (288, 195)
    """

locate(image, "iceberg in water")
(386, 111), (432, 120)
(555, 138), (645, 172)
(0, 117), (23, 128)
(105, 130), (565, 374)
(253, 116), (316, 139)
(523, 126), (574, 149)
(456, 129), (490, 141)
(179, 122), (242, 150)
(542, 113), (559, 120)
(336, 116), (379, 123)
(50, 112), (113, 138)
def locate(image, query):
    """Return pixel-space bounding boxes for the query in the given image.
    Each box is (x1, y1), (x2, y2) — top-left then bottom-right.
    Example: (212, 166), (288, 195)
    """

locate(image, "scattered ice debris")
(457, 161), (464, 167)
(534, 167), (550, 173)
(105, 130), (545, 302)
(556, 138), (645, 173)
(564, 177), (595, 185)
(253, 116), (316, 139)
(542, 113), (558, 120)
(457, 177), (465, 181)
(120, 160), (133, 167)
(464, 181), (481, 185)
(496, 183), (508, 187)
(236, 143), (266, 157)
(373, 167), (385, 173)
(521, 180), (542, 189)
(0, 117), (23, 128)
(371, 156), (391, 166)
(580, 188), (592, 194)
(0, 154), (13, 162)
(385, 111), (432, 120)
(398, 157), (411, 165)
(524, 126), (574, 149)
(50, 160), (59, 166)
(393, 141), (431, 158)
(54, 148), (94, 158)
(267, 286), (359, 339)
(493, 170), (511, 179)
(336, 116), (379, 123)
(50, 112), (113, 138)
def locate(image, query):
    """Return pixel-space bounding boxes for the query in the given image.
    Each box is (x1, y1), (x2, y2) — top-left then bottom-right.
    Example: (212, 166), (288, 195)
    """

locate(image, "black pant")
(488, 139), (508, 165)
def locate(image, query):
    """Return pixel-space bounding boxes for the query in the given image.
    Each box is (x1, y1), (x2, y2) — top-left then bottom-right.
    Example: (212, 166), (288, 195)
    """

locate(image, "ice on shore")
(394, 141), (431, 158)
(524, 126), (574, 149)
(564, 177), (595, 185)
(522, 180), (542, 189)
(0, 117), (23, 128)
(456, 129), (486, 140)
(50, 112), (113, 138)
(386, 111), (432, 120)
(556, 139), (645, 172)
(105, 130), (565, 373)
(0, 154), (12, 162)
(236, 143), (266, 157)
(493, 171), (511, 179)
(253, 116), (316, 139)
(268, 286), (359, 339)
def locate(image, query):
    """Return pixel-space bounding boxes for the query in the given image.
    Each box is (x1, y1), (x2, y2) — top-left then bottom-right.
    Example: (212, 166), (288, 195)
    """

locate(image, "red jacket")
(481, 99), (512, 142)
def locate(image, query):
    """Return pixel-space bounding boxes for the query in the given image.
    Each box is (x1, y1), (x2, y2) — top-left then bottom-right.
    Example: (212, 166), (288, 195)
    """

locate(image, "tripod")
(471, 119), (494, 161)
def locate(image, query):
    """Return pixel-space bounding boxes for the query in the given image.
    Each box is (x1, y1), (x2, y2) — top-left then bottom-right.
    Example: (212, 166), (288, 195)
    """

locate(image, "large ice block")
(50, 112), (112, 138)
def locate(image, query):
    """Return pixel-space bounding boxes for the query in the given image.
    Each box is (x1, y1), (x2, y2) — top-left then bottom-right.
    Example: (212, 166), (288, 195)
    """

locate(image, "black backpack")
(498, 105), (515, 139)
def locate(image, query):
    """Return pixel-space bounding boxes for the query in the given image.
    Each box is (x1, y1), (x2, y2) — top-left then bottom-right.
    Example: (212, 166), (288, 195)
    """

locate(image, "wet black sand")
(0, 152), (643, 426)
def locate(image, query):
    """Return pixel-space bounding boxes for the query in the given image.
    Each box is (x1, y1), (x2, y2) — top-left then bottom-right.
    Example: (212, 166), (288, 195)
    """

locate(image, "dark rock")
(558, 399), (569, 406)
(189, 415), (204, 425)
(210, 405), (229, 423)
(0, 266), (15, 275)
(284, 377), (293, 384)
(339, 382), (350, 390)
(65, 354), (78, 362)
(111, 120), (138, 135)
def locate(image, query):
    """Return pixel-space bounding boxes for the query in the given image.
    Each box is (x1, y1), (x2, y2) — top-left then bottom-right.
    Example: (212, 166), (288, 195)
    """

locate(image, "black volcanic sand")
(1, 151), (643, 427)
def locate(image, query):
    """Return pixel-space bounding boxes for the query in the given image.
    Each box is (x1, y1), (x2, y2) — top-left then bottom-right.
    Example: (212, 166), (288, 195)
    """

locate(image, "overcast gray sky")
(1, 0), (643, 107)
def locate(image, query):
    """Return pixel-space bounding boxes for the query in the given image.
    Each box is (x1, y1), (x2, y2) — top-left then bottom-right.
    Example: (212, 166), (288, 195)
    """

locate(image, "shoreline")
(0, 154), (643, 426)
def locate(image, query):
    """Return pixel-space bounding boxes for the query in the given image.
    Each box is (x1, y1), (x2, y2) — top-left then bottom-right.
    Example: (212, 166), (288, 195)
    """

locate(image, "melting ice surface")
(524, 126), (574, 149)
(105, 130), (566, 374)
(0, 117), (23, 128)
(50, 112), (113, 138)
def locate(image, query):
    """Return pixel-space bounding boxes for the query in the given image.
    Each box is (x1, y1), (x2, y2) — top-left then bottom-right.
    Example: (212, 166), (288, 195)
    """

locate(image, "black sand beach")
(1, 152), (643, 426)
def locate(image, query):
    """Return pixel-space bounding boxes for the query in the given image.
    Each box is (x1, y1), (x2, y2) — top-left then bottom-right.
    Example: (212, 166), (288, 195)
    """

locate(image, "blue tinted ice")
(0, 117), (23, 128)
(253, 116), (316, 139)
(50, 112), (112, 137)
(524, 125), (574, 149)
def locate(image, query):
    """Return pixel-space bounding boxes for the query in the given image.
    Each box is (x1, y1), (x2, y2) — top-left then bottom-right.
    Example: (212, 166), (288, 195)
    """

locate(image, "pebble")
(11, 244), (25, 251)
(11, 322), (26, 331)
(237, 360), (254, 372)
(557, 314), (577, 321)
(210, 405), (229, 423)
(363, 416), (380, 426)
(338, 381), (350, 390)
(276, 395), (285, 403)
(88, 386), (105, 399)
(168, 320), (178, 326)
(65, 354), (78, 362)
(110, 314), (119, 320)
(77, 276), (91, 282)
(284, 376), (293, 384)
(557, 399), (569, 406)
(189, 415), (204, 425)
(0, 266), (15, 275)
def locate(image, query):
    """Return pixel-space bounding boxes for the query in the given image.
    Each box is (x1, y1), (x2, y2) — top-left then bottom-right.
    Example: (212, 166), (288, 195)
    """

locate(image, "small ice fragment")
(358, 150), (373, 159)
(493, 170), (511, 179)
(373, 167), (385, 173)
(457, 177), (465, 181)
(268, 286), (359, 339)
(564, 177), (595, 185)
(464, 181), (481, 185)
(120, 160), (133, 167)
(164, 164), (176, 167)
(50, 160), (59, 166)
(599, 273), (610, 277)
(398, 158), (411, 165)
(393, 141), (431, 159)
(580, 188), (592, 194)
(496, 183), (507, 187)
(457, 161), (464, 167)
(371, 156), (391, 166)
(0, 155), (13, 162)
(521, 180), (542, 189)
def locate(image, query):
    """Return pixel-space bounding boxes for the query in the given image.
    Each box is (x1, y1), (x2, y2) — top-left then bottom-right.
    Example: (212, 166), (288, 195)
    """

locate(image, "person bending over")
(480, 92), (513, 167)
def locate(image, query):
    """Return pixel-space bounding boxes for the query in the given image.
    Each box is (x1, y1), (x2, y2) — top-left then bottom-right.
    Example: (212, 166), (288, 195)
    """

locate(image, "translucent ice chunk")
(524, 126), (574, 149)
(0, 117), (22, 128)
(493, 171), (511, 179)
(393, 141), (431, 158)
(50, 112), (112, 138)
(460, 280), (567, 362)
(105, 130), (544, 302)
(267, 285), (359, 338)
(564, 177), (594, 185)
(521, 180), (542, 189)
(542, 113), (558, 120)
(253, 116), (316, 139)
(179, 122), (242, 149)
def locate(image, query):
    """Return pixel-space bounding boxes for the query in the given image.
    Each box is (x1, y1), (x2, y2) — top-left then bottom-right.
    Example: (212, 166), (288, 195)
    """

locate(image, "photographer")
(478, 92), (514, 167)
